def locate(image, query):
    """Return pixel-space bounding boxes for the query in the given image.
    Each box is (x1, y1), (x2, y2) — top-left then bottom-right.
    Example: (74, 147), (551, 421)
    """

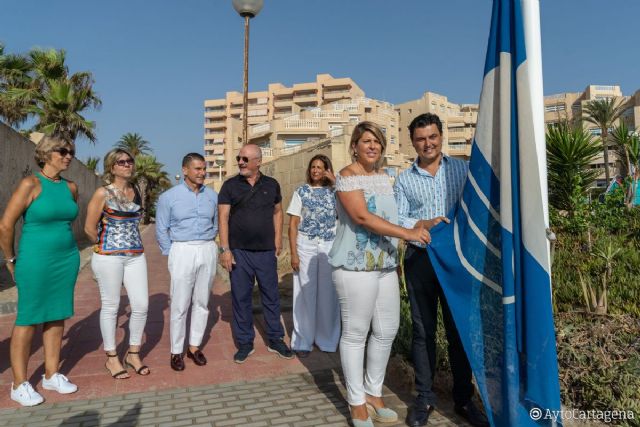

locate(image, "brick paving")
(0, 372), (465, 426)
(0, 225), (466, 426)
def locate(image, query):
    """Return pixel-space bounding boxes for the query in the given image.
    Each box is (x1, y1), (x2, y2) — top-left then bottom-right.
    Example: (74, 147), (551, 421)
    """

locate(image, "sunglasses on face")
(115, 159), (135, 166)
(236, 156), (256, 163)
(54, 147), (75, 158)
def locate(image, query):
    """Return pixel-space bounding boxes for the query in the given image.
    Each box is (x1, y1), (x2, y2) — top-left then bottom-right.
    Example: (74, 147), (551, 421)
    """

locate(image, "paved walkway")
(0, 225), (465, 426)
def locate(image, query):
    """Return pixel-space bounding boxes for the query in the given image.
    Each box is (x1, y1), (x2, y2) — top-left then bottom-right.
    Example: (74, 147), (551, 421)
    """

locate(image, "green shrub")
(556, 313), (640, 426)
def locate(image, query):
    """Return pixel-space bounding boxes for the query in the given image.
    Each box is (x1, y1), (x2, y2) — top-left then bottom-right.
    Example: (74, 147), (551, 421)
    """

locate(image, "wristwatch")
(5, 256), (16, 264)
(219, 247), (230, 254)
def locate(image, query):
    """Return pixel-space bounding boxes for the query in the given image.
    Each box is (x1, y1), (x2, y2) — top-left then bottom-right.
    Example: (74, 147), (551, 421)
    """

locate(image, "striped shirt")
(394, 155), (468, 247)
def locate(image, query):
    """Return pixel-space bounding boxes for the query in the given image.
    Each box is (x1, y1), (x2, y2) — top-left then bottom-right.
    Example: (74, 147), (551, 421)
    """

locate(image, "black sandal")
(124, 350), (151, 376)
(105, 353), (129, 379)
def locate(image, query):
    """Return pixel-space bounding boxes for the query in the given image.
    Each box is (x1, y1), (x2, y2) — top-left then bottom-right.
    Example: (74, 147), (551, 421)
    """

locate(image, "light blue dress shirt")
(155, 182), (218, 255)
(394, 155), (468, 248)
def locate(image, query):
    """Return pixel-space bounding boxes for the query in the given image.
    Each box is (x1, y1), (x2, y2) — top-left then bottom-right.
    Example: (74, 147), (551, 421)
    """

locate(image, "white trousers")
(91, 253), (149, 352)
(168, 240), (217, 354)
(333, 268), (400, 406)
(291, 235), (340, 352)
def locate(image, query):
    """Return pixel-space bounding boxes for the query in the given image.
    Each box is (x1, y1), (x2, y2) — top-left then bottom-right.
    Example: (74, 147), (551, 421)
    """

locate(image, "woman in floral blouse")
(286, 154), (340, 358)
(329, 122), (430, 427)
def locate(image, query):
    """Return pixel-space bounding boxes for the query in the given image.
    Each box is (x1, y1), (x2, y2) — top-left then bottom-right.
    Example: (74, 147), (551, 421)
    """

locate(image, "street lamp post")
(232, 0), (264, 145)
(174, 174), (181, 185)
(216, 159), (226, 181)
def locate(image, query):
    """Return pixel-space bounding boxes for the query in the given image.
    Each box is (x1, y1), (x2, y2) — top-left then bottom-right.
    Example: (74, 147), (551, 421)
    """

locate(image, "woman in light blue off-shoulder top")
(329, 121), (430, 427)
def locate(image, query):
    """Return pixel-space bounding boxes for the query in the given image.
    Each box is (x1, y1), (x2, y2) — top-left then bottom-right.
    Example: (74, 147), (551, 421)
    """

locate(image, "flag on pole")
(426, 0), (563, 425)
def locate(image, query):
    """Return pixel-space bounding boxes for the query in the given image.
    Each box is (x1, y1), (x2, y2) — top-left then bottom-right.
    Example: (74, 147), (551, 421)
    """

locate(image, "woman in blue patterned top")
(329, 122), (431, 427)
(286, 154), (340, 359)
(84, 149), (150, 380)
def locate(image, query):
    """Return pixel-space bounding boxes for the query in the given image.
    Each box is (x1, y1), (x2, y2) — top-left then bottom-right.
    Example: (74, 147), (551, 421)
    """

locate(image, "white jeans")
(168, 240), (217, 354)
(291, 235), (340, 352)
(91, 253), (149, 352)
(333, 268), (400, 406)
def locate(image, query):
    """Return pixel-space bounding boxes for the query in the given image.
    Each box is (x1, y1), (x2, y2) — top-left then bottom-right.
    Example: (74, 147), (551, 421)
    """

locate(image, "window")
(284, 139), (305, 147)
(545, 104), (566, 113)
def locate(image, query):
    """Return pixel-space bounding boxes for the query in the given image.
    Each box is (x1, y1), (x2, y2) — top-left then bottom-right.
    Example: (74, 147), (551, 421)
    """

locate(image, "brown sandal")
(124, 350), (150, 376)
(105, 353), (129, 379)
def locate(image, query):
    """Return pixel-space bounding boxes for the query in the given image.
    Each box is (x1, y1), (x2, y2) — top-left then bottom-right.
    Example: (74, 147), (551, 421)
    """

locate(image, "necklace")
(355, 161), (376, 176)
(40, 169), (61, 182)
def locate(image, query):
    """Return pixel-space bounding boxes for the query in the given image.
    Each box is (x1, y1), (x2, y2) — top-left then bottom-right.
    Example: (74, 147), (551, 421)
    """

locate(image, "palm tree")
(582, 98), (629, 185)
(21, 78), (99, 143)
(611, 123), (640, 205)
(546, 122), (601, 213)
(115, 133), (152, 157)
(0, 44), (33, 126)
(1, 46), (101, 143)
(84, 156), (100, 172)
(134, 155), (169, 223)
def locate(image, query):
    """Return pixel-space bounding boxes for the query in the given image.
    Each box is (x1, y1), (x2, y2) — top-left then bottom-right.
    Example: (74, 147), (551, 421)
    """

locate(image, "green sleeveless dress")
(14, 173), (80, 326)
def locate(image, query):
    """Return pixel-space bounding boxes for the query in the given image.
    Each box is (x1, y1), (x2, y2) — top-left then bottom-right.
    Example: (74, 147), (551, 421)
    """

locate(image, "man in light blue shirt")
(395, 114), (488, 427)
(156, 153), (218, 372)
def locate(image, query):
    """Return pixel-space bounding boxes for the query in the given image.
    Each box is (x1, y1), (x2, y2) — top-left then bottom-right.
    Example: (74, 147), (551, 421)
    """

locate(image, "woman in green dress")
(0, 136), (81, 407)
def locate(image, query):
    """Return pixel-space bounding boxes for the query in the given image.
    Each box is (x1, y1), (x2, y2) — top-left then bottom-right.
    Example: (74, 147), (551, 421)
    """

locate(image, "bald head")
(237, 144), (262, 178)
(242, 144), (262, 160)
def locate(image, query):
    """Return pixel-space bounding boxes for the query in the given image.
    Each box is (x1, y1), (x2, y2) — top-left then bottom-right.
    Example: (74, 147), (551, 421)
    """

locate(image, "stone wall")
(0, 123), (102, 257)
(260, 136), (350, 232)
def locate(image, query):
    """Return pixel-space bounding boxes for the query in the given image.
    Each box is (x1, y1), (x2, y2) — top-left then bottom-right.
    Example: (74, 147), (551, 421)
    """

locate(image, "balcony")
(204, 110), (226, 118)
(311, 110), (345, 120)
(283, 119), (320, 130)
(250, 123), (271, 136)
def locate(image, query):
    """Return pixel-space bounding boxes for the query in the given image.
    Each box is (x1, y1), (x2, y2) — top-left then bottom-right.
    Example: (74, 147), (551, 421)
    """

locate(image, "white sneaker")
(10, 382), (44, 406)
(42, 373), (78, 394)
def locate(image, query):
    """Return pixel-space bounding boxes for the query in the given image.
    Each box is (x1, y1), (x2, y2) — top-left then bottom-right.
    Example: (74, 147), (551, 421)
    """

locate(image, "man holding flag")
(395, 113), (489, 427)
(417, 0), (563, 426)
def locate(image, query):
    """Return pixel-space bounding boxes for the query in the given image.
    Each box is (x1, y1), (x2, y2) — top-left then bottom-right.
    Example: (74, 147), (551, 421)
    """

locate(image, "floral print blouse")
(328, 174), (399, 271)
(286, 184), (336, 241)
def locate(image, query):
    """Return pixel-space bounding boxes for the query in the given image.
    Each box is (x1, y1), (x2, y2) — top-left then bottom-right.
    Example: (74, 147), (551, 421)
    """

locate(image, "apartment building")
(395, 92), (478, 161)
(203, 74), (365, 183)
(544, 85), (640, 187)
(205, 76), (640, 188)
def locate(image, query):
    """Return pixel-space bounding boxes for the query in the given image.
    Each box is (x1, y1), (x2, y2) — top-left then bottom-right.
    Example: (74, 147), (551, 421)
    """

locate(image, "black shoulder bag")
(230, 180), (262, 215)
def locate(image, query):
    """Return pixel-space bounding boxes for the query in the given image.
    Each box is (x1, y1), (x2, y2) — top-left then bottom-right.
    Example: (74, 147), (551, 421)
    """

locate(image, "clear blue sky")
(3, 0), (639, 177)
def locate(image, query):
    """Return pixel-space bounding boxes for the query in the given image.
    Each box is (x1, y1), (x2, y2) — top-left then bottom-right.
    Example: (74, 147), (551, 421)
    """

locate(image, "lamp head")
(232, 0), (264, 18)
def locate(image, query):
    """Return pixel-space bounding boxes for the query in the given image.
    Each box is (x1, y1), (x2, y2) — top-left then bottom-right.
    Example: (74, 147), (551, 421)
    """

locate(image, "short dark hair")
(408, 113), (443, 140)
(306, 154), (333, 187)
(182, 152), (205, 167)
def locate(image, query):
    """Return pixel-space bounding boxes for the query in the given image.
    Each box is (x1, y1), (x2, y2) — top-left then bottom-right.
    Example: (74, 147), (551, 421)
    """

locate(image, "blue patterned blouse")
(286, 184), (336, 241)
(328, 174), (399, 271)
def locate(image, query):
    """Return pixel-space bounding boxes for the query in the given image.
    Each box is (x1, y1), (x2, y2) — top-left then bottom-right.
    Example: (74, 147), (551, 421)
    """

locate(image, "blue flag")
(426, 0), (563, 425)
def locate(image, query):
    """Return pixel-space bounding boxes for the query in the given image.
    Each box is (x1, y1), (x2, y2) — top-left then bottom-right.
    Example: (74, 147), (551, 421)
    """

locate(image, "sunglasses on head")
(235, 156), (255, 163)
(115, 159), (135, 166)
(54, 147), (75, 158)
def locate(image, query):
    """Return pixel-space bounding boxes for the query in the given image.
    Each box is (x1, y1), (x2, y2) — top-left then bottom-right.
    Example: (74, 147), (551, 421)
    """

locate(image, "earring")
(353, 152), (359, 158)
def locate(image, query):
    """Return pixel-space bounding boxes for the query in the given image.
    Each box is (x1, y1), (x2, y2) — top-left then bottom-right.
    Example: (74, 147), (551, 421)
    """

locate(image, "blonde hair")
(34, 136), (73, 168)
(102, 148), (136, 184)
(349, 121), (387, 170)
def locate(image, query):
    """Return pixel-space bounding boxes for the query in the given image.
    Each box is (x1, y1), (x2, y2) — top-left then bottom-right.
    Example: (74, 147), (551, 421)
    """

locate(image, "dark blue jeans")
(404, 244), (473, 407)
(230, 249), (285, 347)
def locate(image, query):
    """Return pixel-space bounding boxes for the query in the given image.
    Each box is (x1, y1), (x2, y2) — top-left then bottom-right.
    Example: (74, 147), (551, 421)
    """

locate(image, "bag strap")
(231, 178), (262, 214)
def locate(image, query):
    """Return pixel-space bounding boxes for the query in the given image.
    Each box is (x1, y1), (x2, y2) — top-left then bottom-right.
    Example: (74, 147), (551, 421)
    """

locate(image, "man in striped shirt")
(394, 113), (488, 427)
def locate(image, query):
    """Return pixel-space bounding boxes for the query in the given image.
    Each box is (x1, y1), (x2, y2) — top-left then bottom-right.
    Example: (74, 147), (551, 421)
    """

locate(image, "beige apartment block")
(205, 76), (640, 189)
(204, 74), (365, 184)
(205, 97), (403, 189)
(544, 84), (640, 187)
(395, 92), (478, 161)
